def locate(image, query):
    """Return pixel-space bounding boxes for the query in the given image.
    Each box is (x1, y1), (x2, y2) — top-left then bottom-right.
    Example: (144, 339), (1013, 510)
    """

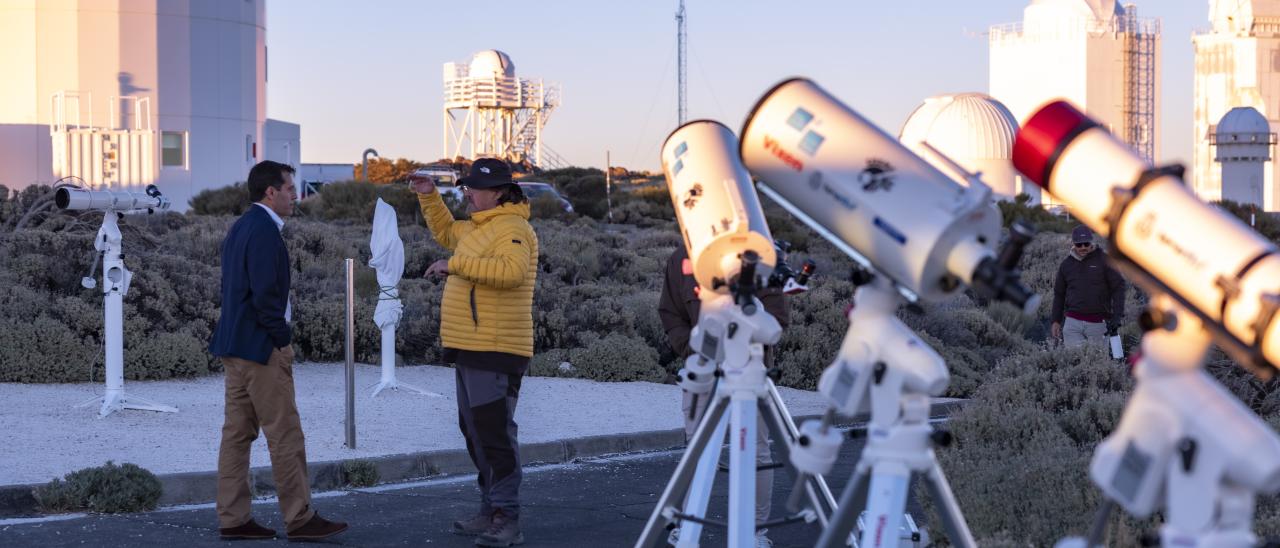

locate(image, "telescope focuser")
(731, 250), (761, 315)
(970, 220), (1040, 314)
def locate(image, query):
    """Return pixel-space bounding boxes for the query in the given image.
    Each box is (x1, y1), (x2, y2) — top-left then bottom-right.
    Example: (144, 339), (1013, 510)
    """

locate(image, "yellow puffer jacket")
(419, 191), (539, 357)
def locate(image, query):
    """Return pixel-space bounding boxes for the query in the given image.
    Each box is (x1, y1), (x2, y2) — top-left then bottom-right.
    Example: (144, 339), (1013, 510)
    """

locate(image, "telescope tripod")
(1063, 295), (1280, 548)
(636, 292), (838, 547)
(800, 275), (974, 548)
(74, 211), (177, 418)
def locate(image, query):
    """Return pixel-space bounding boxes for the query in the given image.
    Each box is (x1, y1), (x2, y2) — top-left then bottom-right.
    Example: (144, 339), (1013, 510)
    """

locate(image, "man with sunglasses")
(1050, 225), (1127, 347)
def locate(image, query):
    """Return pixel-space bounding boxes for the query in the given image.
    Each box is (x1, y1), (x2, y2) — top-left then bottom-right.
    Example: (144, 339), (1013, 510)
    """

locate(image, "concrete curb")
(0, 400), (966, 517)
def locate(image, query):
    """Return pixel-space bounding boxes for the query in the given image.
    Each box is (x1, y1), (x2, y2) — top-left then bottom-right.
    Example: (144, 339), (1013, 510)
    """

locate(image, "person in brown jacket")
(657, 245), (790, 548)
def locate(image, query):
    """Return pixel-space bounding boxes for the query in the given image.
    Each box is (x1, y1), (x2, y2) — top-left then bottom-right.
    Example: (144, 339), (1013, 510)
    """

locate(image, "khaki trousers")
(216, 347), (314, 531)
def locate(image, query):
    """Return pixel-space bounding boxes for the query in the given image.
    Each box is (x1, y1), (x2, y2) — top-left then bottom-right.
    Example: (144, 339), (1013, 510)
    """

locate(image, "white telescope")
(638, 120), (840, 548)
(55, 184), (170, 212)
(739, 78), (1038, 313)
(1014, 101), (1280, 377)
(56, 182), (176, 418)
(1014, 101), (1280, 546)
(661, 119), (776, 295)
(741, 78), (1045, 548)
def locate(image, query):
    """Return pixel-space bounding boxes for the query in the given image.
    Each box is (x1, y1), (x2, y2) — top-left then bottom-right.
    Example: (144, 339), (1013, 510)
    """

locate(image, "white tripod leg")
(728, 390), (759, 547)
(677, 406), (730, 548)
(859, 461), (910, 548)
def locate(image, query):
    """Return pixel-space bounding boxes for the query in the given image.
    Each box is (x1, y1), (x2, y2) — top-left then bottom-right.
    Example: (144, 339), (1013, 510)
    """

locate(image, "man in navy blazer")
(209, 160), (348, 542)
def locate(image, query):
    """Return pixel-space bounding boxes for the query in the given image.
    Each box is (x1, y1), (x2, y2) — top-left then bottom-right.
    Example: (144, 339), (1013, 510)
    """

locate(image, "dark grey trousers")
(455, 366), (523, 517)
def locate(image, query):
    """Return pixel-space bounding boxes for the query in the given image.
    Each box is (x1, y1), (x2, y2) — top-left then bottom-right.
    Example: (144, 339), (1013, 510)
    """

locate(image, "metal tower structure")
(1122, 4), (1158, 163)
(676, 0), (687, 125)
(442, 50), (560, 168)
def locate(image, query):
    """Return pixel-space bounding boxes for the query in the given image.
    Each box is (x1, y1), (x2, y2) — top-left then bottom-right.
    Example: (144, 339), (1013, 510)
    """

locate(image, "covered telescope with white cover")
(368, 198), (439, 398)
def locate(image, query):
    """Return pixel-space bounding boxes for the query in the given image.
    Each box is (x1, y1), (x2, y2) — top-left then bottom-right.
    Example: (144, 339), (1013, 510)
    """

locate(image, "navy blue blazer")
(209, 205), (291, 365)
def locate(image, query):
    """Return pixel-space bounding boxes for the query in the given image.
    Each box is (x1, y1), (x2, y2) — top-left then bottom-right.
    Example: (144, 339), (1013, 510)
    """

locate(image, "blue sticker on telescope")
(799, 130), (825, 156)
(874, 217), (908, 245)
(674, 141), (688, 158)
(786, 108), (814, 131)
(673, 159), (684, 176)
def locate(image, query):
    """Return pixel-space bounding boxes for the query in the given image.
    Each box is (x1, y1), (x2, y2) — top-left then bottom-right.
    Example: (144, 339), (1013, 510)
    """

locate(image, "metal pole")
(345, 258), (356, 449)
(606, 150), (613, 222)
(361, 148), (378, 182)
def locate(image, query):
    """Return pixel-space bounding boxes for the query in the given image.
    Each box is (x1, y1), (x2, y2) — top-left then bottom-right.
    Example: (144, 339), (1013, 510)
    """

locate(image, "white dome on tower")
(899, 93), (1021, 199)
(1217, 106), (1271, 137)
(468, 50), (515, 78)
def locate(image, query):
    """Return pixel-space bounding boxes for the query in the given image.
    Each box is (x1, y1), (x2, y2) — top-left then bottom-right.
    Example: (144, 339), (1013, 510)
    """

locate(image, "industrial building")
(0, 0), (299, 210)
(989, 0), (1161, 194)
(1193, 0), (1280, 211)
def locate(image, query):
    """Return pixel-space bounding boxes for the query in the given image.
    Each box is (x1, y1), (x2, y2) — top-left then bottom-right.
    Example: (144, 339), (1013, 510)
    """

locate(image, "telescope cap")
(1012, 100), (1096, 189)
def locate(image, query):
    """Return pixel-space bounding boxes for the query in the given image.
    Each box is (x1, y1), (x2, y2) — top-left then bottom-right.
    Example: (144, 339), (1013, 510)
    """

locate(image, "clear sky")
(265, 0), (1206, 172)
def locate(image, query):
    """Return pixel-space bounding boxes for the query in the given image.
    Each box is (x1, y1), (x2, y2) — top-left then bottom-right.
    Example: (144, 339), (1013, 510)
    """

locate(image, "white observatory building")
(442, 50), (561, 169)
(1214, 107), (1275, 208)
(899, 93), (1027, 202)
(1193, 0), (1280, 211)
(989, 0), (1160, 170)
(0, 0), (299, 210)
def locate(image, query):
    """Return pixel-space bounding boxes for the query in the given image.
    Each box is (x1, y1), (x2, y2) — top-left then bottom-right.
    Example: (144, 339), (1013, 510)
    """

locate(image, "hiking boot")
(452, 511), (493, 536)
(475, 510), (523, 547)
(219, 518), (276, 540)
(286, 514), (349, 542)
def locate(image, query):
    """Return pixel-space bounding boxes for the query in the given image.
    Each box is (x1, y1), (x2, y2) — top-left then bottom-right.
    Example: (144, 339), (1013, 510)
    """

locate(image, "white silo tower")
(1193, 1), (1280, 211)
(442, 50), (561, 168)
(0, 0), (298, 209)
(899, 93), (1029, 202)
(1214, 107), (1275, 209)
(989, 1), (1160, 165)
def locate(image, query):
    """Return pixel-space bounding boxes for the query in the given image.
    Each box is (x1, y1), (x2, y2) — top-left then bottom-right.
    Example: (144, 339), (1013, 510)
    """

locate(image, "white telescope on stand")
(636, 120), (840, 548)
(1013, 100), (1280, 547)
(739, 78), (1040, 548)
(56, 184), (177, 418)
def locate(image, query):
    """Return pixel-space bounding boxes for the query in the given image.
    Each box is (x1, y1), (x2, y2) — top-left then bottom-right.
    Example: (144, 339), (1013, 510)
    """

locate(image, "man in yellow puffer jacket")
(410, 158), (537, 548)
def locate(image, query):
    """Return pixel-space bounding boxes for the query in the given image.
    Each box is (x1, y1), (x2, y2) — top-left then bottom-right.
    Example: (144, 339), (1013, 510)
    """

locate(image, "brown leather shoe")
(286, 514), (349, 542)
(219, 518), (276, 540)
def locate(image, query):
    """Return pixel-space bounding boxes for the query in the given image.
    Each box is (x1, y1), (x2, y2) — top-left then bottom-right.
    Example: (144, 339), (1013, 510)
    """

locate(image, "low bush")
(342, 460), (380, 488)
(189, 183), (249, 216)
(34, 462), (162, 514)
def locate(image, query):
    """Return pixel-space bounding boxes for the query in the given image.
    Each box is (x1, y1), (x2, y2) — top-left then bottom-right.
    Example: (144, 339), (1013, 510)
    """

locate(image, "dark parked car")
(518, 182), (573, 213)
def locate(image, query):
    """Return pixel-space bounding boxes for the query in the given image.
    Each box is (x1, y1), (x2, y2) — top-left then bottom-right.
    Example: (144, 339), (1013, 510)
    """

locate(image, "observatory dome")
(469, 50), (516, 78)
(899, 93), (1021, 199)
(900, 93), (1019, 162)
(1217, 107), (1271, 137)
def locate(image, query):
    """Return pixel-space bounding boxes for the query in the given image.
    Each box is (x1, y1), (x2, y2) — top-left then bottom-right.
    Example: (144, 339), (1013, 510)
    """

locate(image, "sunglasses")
(1074, 242), (1094, 248)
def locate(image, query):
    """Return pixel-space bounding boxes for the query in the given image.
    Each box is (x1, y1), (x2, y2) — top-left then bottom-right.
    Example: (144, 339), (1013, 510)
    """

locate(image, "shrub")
(297, 180), (421, 224)
(568, 333), (664, 382)
(189, 183), (249, 216)
(997, 193), (1077, 233)
(35, 461), (162, 514)
(922, 344), (1137, 544)
(342, 459), (380, 487)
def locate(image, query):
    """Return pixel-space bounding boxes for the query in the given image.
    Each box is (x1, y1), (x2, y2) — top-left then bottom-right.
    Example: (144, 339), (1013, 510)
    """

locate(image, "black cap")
(1071, 225), (1094, 244)
(458, 158), (513, 189)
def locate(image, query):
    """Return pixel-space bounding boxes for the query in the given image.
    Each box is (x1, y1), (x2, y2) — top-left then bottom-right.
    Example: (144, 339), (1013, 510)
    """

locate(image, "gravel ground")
(0, 362), (831, 485)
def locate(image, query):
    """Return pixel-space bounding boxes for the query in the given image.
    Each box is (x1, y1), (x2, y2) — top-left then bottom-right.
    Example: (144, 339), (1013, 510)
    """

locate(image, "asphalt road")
(0, 437), (929, 547)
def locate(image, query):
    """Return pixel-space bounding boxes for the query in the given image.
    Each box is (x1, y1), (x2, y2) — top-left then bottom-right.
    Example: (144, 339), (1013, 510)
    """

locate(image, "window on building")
(161, 131), (186, 167)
